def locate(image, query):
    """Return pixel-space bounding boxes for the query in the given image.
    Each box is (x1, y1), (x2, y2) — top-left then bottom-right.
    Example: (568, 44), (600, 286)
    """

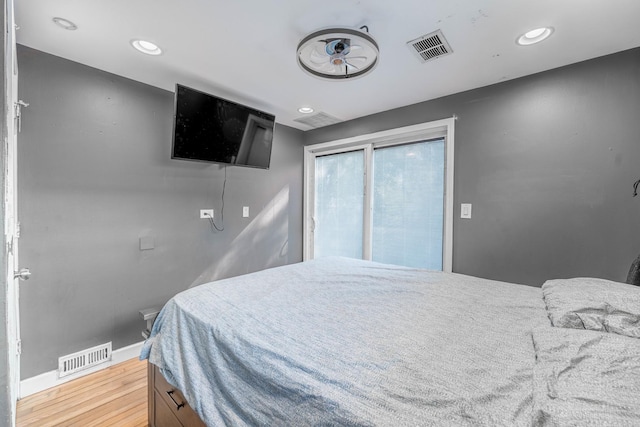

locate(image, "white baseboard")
(19, 341), (145, 399)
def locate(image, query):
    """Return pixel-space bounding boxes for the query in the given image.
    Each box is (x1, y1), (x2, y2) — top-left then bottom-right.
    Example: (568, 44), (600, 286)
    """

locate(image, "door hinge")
(16, 340), (22, 355)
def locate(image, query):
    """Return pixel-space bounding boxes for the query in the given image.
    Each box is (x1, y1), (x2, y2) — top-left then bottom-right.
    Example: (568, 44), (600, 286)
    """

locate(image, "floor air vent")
(294, 112), (342, 129)
(407, 30), (452, 63)
(58, 342), (112, 378)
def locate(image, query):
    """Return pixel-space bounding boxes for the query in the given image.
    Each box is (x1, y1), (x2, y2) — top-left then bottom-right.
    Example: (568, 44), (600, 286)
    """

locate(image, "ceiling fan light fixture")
(131, 39), (163, 56)
(297, 27), (379, 80)
(517, 27), (553, 46)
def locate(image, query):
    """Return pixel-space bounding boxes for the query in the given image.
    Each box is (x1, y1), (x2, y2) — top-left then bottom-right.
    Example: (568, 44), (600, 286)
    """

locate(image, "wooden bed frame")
(148, 362), (206, 427)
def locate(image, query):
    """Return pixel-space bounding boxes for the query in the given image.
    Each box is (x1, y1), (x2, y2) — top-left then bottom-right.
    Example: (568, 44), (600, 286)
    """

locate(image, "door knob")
(14, 268), (31, 281)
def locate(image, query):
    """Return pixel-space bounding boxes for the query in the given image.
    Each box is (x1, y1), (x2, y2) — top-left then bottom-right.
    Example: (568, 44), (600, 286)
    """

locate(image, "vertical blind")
(313, 138), (445, 270)
(314, 150), (365, 259)
(372, 139), (444, 269)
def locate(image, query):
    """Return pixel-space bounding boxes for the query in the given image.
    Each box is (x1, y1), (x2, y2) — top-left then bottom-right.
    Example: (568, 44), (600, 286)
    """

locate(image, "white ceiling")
(15, 0), (640, 131)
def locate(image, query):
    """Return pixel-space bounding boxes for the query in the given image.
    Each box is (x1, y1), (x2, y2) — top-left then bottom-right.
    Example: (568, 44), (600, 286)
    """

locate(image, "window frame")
(303, 117), (455, 272)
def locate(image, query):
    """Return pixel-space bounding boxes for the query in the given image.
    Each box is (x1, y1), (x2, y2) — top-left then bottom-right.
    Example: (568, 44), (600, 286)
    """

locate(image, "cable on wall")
(209, 166), (226, 232)
(633, 179), (640, 197)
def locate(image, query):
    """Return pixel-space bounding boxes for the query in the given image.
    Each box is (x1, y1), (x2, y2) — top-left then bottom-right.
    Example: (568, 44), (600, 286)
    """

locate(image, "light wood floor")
(17, 358), (148, 427)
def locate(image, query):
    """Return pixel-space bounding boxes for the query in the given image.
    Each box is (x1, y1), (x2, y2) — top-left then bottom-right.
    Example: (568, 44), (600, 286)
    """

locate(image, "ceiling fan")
(296, 27), (379, 80)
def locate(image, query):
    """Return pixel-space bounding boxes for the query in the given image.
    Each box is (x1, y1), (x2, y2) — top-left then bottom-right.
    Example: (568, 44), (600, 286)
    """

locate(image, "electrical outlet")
(200, 209), (214, 219)
(242, 206), (249, 218)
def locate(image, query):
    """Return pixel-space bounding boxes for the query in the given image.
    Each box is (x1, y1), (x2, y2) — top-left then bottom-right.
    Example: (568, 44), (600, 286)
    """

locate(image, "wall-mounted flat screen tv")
(172, 84), (275, 169)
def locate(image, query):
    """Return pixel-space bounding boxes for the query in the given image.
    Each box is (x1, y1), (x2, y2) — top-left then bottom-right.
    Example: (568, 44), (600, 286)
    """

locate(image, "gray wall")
(16, 43), (640, 378)
(305, 48), (640, 287)
(17, 45), (304, 378)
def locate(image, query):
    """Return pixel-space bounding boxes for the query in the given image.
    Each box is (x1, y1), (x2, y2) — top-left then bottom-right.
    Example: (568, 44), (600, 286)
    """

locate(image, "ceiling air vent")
(407, 30), (452, 63)
(294, 112), (342, 129)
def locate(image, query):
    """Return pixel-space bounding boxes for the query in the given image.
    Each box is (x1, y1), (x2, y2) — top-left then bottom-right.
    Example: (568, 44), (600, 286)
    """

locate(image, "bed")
(140, 257), (640, 426)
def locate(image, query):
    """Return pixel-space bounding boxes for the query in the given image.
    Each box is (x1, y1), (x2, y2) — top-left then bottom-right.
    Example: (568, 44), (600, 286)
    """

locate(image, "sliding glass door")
(313, 150), (365, 259)
(305, 119), (454, 271)
(372, 140), (444, 270)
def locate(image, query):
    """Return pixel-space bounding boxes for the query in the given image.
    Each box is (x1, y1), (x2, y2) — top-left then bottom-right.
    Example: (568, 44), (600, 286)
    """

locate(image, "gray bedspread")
(531, 327), (640, 426)
(141, 257), (550, 426)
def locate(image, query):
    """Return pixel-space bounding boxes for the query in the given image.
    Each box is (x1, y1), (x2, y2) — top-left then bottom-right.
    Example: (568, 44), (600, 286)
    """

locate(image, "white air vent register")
(58, 342), (112, 378)
(407, 30), (453, 63)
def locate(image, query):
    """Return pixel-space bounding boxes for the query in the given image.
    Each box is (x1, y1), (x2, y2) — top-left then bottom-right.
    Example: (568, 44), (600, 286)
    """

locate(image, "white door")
(5, 0), (23, 423)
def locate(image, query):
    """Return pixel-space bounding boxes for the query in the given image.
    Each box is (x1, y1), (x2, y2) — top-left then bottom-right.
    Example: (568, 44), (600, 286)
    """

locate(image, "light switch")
(242, 206), (249, 218)
(461, 203), (472, 219)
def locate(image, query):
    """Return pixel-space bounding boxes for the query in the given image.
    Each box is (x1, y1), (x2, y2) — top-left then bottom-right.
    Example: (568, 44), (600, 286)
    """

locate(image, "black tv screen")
(172, 84), (275, 169)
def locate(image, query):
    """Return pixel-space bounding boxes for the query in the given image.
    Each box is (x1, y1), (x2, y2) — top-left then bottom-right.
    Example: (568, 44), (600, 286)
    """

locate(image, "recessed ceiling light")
(298, 107), (314, 114)
(52, 17), (77, 31)
(131, 39), (163, 56)
(517, 27), (553, 46)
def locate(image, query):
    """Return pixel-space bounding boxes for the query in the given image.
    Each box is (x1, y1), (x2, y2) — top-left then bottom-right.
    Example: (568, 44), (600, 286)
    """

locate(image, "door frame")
(303, 117), (455, 272)
(3, 0), (20, 424)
